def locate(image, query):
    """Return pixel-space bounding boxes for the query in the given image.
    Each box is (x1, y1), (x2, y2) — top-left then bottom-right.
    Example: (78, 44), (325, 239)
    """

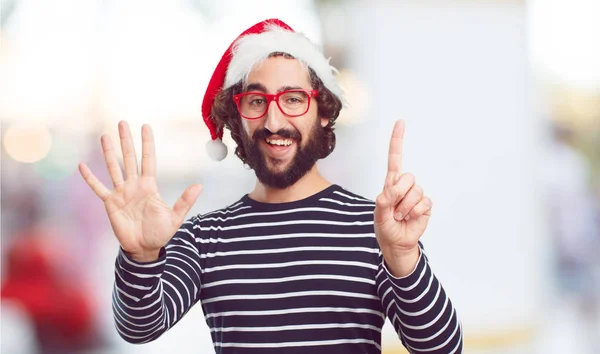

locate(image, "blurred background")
(1, 0), (598, 353)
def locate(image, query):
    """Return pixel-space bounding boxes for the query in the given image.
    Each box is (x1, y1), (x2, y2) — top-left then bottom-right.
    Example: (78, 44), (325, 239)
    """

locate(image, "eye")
(281, 92), (308, 105)
(250, 98), (266, 106)
(244, 94), (267, 107)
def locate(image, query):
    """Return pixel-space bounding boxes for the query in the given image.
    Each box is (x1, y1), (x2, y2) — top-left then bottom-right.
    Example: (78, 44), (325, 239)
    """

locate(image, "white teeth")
(266, 139), (293, 146)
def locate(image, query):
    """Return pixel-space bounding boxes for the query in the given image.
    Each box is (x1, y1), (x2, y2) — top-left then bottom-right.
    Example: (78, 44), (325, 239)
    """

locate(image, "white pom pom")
(206, 139), (228, 161)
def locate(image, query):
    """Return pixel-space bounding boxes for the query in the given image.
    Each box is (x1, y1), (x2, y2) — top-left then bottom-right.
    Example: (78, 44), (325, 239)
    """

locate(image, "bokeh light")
(32, 135), (82, 181)
(3, 122), (53, 163)
(336, 69), (370, 126)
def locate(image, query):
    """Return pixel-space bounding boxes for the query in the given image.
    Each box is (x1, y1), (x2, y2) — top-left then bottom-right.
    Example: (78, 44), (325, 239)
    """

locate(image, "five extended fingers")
(79, 121), (159, 201)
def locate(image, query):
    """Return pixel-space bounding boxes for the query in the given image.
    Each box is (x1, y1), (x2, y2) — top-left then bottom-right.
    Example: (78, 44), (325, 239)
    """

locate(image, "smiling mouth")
(265, 138), (293, 146)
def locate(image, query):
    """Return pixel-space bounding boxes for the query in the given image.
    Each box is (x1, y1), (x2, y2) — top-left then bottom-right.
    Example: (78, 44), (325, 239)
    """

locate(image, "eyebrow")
(278, 85), (304, 93)
(244, 83), (267, 93)
(243, 83), (307, 93)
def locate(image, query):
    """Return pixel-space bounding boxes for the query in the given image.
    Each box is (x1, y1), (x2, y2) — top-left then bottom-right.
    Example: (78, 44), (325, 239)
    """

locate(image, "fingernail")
(395, 213), (403, 221)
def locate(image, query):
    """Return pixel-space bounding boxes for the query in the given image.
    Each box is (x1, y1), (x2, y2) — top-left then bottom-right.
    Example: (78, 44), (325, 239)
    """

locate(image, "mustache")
(252, 128), (301, 141)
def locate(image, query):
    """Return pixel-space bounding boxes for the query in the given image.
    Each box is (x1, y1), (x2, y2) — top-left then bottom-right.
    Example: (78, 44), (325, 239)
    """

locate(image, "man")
(79, 19), (463, 353)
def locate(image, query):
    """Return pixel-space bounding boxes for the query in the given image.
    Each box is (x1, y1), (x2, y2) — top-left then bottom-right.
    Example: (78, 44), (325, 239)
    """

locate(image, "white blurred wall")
(317, 1), (544, 351)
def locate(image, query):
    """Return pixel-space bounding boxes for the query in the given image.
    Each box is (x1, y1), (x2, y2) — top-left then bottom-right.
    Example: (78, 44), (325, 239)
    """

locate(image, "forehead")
(245, 56), (311, 92)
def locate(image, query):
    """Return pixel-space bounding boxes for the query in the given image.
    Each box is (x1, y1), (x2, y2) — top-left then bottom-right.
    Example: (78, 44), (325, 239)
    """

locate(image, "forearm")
(113, 247), (168, 343)
(112, 224), (203, 343)
(380, 247), (463, 353)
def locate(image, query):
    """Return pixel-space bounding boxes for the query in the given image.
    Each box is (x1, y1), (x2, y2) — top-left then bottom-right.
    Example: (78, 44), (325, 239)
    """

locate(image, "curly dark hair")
(210, 54), (343, 164)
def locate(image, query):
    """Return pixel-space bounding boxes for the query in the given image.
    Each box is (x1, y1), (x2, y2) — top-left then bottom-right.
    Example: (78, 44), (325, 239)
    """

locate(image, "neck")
(249, 164), (332, 203)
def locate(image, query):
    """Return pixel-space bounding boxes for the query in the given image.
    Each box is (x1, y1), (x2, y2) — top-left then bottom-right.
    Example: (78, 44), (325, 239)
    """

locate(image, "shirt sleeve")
(376, 242), (463, 353)
(112, 216), (203, 344)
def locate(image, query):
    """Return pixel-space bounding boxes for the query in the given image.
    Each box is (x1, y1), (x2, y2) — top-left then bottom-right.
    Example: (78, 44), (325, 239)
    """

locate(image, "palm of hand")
(374, 200), (428, 251)
(106, 177), (175, 254)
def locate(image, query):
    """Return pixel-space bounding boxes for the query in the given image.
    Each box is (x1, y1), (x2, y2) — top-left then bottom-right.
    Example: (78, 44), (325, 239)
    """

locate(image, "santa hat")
(201, 18), (343, 161)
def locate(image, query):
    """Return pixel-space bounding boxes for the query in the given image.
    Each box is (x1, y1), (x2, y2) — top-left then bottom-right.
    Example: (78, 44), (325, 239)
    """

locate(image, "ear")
(320, 117), (329, 128)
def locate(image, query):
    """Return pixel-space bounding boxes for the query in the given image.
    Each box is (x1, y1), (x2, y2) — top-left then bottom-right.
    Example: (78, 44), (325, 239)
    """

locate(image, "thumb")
(172, 184), (203, 221)
(374, 193), (393, 225)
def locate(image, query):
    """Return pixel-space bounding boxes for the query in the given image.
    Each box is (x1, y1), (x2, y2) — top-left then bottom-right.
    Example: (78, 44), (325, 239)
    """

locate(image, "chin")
(265, 157), (293, 173)
(254, 155), (313, 189)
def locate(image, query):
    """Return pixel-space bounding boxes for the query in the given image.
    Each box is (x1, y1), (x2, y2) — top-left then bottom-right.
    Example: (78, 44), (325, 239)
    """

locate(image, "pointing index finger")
(387, 119), (405, 173)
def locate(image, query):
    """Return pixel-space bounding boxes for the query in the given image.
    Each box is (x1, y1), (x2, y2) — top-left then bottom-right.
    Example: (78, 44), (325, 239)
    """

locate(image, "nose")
(264, 100), (285, 133)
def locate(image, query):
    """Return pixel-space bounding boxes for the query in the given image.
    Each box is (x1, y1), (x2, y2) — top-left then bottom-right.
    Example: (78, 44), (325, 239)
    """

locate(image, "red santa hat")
(201, 18), (343, 161)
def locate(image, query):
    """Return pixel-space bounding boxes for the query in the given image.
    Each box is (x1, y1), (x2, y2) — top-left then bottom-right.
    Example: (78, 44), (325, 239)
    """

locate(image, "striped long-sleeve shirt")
(113, 184), (463, 353)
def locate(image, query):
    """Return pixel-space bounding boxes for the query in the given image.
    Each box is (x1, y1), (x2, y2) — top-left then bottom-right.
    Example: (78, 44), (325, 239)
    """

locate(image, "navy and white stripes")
(113, 185), (462, 353)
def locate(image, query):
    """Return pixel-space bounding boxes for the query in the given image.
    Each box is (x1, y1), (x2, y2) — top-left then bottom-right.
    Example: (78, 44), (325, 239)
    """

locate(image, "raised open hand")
(79, 121), (203, 262)
(374, 120), (432, 275)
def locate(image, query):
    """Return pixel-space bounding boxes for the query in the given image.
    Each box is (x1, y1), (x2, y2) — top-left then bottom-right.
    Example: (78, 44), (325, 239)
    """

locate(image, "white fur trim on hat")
(206, 138), (228, 161)
(224, 24), (344, 101)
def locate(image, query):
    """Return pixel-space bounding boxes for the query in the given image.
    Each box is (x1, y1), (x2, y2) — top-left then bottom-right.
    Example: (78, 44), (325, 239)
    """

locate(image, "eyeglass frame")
(233, 89), (319, 120)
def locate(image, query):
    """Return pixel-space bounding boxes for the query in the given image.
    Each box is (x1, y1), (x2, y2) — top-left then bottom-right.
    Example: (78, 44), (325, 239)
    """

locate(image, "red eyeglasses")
(233, 89), (319, 120)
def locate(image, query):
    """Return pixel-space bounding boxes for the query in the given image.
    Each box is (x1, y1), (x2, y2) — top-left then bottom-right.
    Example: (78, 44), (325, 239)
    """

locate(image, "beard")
(241, 118), (328, 189)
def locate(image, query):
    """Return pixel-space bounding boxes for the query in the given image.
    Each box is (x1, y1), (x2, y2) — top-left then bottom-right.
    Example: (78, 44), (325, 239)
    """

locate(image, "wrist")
(124, 248), (162, 263)
(382, 245), (420, 278)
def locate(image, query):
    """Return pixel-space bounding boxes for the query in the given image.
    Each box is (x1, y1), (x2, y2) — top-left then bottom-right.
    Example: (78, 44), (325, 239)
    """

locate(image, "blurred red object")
(1, 227), (96, 351)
